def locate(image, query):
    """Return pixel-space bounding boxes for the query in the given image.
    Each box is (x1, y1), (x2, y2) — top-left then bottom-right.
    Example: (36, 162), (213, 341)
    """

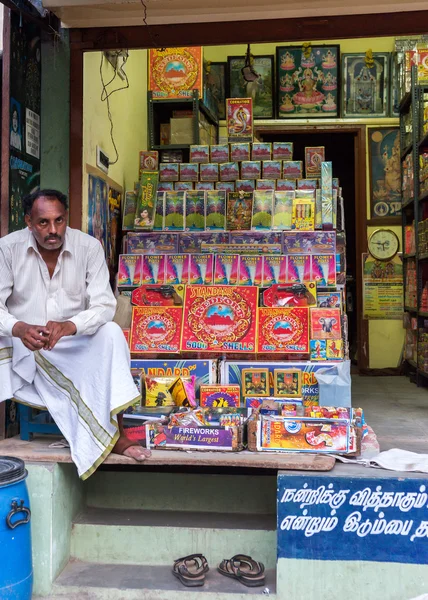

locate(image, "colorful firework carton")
(283, 231), (336, 255)
(205, 190), (226, 231)
(262, 282), (317, 308)
(257, 307), (309, 353)
(276, 179), (296, 191)
(164, 191), (185, 231)
(187, 253), (214, 285)
(158, 182), (174, 192)
(241, 161), (261, 180)
(305, 146), (325, 178)
(273, 142), (293, 160)
(262, 255), (287, 286)
(326, 339), (343, 359)
(272, 191), (293, 230)
(199, 385), (241, 407)
(214, 254), (239, 285)
(310, 308), (341, 340)
(317, 291), (342, 309)
(122, 191), (137, 231)
(181, 285), (258, 353)
(130, 306), (182, 353)
(190, 145), (210, 163)
(252, 143), (272, 160)
(291, 197), (315, 231)
(146, 423), (240, 451)
(251, 190), (273, 231)
(238, 255), (263, 286)
(200, 163), (219, 182)
(141, 254), (165, 285)
(286, 255), (312, 283)
(163, 254), (190, 285)
(180, 163), (199, 182)
(210, 144), (230, 163)
(256, 180), (276, 191)
(263, 160), (282, 179)
(219, 162), (240, 182)
(139, 151), (159, 174)
(195, 182), (215, 191)
(154, 192), (165, 230)
(175, 182), (193, 191)
(185, 190), (205, 231)
(135, 171), (158, 230)
(257, 416), (349, 452)
(179, 231), (229, 253)
(321, 161), (333, 228)
(226, 98), (253, 142)
(236, 180), (256, 193)
(230, 231), (282, 246)
(216, 182), (235, 192)
(226, 192), (253, 231)
(311, 254), (336, 286)
(118, 254), (142, 286)
(310, 339), (327, 361)
(283, 160), (303, 180)
(127, 232), (178, 255)
(297, 179), (318, 191)
(230, 142), (251, 162)
(131, 284), (184, 307)
(159, 163), (179, 182)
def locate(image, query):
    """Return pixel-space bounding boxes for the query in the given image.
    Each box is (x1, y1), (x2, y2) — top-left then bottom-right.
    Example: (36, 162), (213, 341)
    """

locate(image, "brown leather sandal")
(172, 554), (209, 587)
(218, 554), (265, 587)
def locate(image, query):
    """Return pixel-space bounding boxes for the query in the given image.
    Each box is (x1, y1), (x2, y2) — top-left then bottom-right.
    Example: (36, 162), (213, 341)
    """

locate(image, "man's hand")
(45, 321), (77, 351)
(12, 321), (50, 351)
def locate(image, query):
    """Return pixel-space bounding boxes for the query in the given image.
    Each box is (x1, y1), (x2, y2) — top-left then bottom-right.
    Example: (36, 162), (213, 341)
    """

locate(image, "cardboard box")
(257, 307), (309, 353)
(130, 306), (182, 353)
(170, 117), (194, 145)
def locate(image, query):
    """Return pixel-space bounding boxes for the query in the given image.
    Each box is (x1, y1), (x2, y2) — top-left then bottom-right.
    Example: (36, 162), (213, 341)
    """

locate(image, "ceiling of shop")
(45, 0), (428, 29)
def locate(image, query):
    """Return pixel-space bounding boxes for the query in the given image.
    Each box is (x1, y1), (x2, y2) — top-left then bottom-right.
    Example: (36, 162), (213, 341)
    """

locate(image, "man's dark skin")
(10, 194), (150, 460)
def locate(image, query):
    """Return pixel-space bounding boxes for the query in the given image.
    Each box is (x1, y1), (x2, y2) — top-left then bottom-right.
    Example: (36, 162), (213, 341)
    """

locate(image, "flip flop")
(218, 554), (265, 587)
(172, 553), (209, 587)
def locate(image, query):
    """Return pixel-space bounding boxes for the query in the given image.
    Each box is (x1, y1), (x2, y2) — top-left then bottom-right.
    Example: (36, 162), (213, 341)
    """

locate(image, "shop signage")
(277, 474), (428, 564)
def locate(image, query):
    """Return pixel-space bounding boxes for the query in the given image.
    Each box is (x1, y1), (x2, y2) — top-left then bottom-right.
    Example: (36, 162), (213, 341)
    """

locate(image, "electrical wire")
(99, 52), (130, 166)
(140, 0), (165, 51)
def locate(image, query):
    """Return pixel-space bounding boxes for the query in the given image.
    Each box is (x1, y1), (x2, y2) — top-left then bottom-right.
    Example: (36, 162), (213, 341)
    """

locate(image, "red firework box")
(310, 308), (342, 340)
(181, 285), (258, 353)
(257, 308), (309, 354)
(305, 146), (325, 178)
(148, 47), (203, 100)
(130, 306), (183, 353)
(139, 151), (159, 174)
(226, 98), (253, 142)
(199, 385), (241, 407)
(131, 284), (185, 307)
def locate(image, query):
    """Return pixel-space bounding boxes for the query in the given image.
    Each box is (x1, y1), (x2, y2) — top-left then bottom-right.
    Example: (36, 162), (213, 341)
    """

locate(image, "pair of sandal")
(172, 553), (265, 588)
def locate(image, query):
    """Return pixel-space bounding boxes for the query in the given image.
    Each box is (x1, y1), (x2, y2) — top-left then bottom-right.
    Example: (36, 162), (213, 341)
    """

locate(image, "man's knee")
(97, 321), (123, 342)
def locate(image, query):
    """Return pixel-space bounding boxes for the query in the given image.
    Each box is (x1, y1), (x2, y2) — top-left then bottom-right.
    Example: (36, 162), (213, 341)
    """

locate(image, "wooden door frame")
(256, 124), (368, 371)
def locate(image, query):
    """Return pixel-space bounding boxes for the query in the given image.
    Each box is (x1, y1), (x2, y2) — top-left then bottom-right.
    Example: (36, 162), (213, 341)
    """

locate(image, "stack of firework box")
(119, 140), (355, 456)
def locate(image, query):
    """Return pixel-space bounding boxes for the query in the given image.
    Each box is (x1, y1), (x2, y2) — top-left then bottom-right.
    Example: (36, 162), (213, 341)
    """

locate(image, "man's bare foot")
(122, 445), (151, 461)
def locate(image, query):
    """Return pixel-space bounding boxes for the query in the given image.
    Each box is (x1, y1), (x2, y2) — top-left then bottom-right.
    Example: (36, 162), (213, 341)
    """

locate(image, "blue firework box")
(127, 232), (178, 254)
(130, 359), (217, 396)
(221, 360), (344, 405)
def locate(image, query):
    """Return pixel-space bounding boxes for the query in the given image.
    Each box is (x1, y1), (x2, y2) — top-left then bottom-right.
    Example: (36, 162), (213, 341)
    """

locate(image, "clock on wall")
(368, 229), (400, 261)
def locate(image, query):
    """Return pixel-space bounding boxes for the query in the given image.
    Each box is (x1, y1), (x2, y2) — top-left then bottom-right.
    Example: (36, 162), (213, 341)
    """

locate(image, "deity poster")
(226, 192), (253, 231)
(148, 48), (203, 100)
(130, 306), (182, 353)
(181, 285), (258, 353)
(226, 98), (253, 142)
(342, 53), (390, 118)
(369, 127), (401, 218)
(276, 45), (340, 118)
(257, 307), (309, 353)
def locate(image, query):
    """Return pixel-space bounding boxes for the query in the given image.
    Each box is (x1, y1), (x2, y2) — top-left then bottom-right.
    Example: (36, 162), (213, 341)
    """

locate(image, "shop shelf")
(198, 101), (219, 125)
(399, 91), (412, 114)
(404, 306), (417, 313)
(407, 359), (417, 369)
(419, 190), (428, 203)
(401, 143), (413, 161)
(418, 253), (428, 261)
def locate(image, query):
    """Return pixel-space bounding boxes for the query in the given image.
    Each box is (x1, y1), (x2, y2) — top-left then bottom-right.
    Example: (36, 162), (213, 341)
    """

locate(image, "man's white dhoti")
(0, 322), (140, 479)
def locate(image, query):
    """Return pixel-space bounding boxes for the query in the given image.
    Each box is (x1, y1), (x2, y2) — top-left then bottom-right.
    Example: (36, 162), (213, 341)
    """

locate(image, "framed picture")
(274, 369), (302, 398)
(227, 55), (274, 119)
(205, 61), (226, 120)
(390, 53), (400, 117)
(342, 53), (390, 118)
(242, 368), (270, 397)
(276, 45), (340, 118)
(369, 127), (401, 218)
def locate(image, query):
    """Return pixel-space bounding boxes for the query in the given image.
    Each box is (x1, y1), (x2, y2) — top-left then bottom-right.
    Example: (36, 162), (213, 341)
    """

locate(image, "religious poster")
(276, 45), (340, 118)
(204, 61), (226, 119)
(342, 53), (390, 118)
(369, 127), (401, 218)
(226, 98), (253, 142)
(148, 47), (203, 100)
(362, 253), (403, 319)
(227, 55), (274, 119)
(87, 174), (108, 255)
(107, 186), (122, 283)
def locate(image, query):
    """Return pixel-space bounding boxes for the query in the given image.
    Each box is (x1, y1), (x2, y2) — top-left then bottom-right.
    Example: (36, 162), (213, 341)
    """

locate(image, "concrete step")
(49, 560), (277, 599)
(71, 507), (277, 569)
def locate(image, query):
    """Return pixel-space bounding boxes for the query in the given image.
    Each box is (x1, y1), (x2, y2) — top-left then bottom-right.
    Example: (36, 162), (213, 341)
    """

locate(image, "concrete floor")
(352, 375), (428, 454)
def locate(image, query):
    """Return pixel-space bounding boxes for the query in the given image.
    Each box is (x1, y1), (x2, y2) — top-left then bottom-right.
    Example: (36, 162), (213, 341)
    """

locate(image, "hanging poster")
(205, 61), (226, 120)
(226, 98), (253, 142)
(342, 53), (390, 118)
(107, 186), (122, 283)
(276, 45), (339, 118)
(88, 174), (108, 255)
(369, 127), (401, 218)
(148, 47), (203, 100)
(362, 253), (403, 319)
(227, 55), (274, 119)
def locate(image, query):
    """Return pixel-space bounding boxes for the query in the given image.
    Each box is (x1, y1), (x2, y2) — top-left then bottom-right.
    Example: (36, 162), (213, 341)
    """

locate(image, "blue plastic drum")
(0, 456), (33, 600)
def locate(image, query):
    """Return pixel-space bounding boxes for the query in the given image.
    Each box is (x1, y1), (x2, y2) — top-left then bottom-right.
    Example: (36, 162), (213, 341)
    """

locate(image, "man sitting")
(0, 189), (150, 479)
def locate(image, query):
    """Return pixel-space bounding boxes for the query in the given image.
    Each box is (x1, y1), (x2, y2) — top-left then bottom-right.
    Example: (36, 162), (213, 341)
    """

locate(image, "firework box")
(276, 179), (296, 191)
(310, 308), (342, 340)
(200, 163), (219, 181)
(148, 47), (203, 100)
(219, 162), (240, 182)
(141, 255), (165, 285)
(204, 243), (281, 256)
(216, 182), (235, 192)
(163, 254), (190, 285)
(139, 151), (159, 174)
(256, 180), (276, 191)
(305, 146), (325, 178)
(175, 182), (193, 191)
(256, 416), (350, 453)
(230, 143), (251, 162)
(226, 192), (253, 231)
(241, 161), (261, 180)
(297, 179), (318, 191)
(195, 182), (215, 191)
(251, 190), (273, 231)
(187, 254), (214, 284)
(283, 161), (303, 180)
(317, 291), (342, 309)
(130, 306), (182, 353)
(311, 254), (336, 286)
(315, 189), (322, 229)
(287, 255), (311, 283)
(130, 359), (216, 393)
(204, 190), (226, 231)
(179, 231), (229, 253)
(321, 161), (333, 228)
(122, 191), (137, 231)
(160, 163), (179, 182)
(131, 284), (184, 307)
(200, 385), (241, 407)
(135, 171), (158, 230)
(262, 282), (317, 308)
(238, 255), (263, 286)
(236, 180), (256, 193)
(190, 145), (210, 163)
(230, 231), (282, 246)
(146, 423), (242, 451)
(164, 191), (185, 231)
(127, 232), (178, 255)
(210, 144), (230, 163)
(272, 191), (294, 231)
(118, 255), (142, 286)
(257, 307), (309, 354)
(252, 143), (271, 160)
(283, 231), (336, 255)
(185, 190), (205, 231)
(262, 255), (287, 286)
(180, 163), (199, 182)
(310, 339), (343, 361)
(181, 285), (258, 353)
(263, 161), (282, 179)
(158, 183), (173, 193)
(291, 198), (315, 231)
(273, 142), (293, 160)
(226, 98), (253, 142)
(214, 254), (239, 284)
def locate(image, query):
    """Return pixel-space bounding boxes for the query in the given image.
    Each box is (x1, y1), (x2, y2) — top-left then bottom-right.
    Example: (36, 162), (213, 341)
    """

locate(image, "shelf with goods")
(147, 91), (219, 164)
